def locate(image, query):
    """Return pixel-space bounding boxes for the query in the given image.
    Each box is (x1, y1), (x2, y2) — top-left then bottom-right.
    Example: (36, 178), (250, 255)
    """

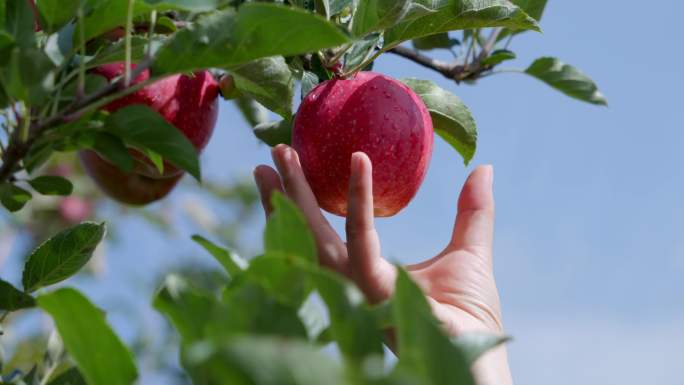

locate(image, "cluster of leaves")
(0, 194), (507, 385)
(0, 0), (605, 213)
(0, 0), (606, 383)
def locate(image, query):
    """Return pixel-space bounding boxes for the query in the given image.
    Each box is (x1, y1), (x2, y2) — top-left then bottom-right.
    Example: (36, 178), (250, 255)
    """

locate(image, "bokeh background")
(2, 1), (683, 384)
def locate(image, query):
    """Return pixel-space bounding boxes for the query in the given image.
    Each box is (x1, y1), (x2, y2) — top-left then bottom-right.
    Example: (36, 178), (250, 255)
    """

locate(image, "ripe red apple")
(80, 62), (219, 204)
(292, 71), (433, 217)
(79, 150), (183, 205)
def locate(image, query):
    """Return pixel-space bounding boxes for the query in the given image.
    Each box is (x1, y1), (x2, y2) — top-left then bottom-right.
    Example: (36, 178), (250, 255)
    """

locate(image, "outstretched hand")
(254, 144), (512, 385)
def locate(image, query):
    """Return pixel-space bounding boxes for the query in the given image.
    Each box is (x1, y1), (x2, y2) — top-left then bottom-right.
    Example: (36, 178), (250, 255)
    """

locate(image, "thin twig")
(387, 46), (454, 78)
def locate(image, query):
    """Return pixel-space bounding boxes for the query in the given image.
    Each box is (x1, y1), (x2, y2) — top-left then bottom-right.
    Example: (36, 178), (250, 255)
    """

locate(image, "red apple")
(292, 71), (433, 217)
(92, 63), (219, 151)
(79, 150), (183, 205)
(80, 62), (219, 204)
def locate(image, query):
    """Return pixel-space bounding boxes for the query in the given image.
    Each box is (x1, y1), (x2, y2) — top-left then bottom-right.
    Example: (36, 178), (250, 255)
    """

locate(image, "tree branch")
(388, 46), (456, 79)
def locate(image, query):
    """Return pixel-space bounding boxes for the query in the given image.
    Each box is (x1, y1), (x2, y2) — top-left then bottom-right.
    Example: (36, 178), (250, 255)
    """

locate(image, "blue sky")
(3, 1), (684, 384)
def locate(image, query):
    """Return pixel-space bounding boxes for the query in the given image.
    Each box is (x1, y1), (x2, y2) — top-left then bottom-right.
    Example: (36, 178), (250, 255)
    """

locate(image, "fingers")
(253, 165), (284, 218)
(346, 152), (396, 304)
(449, 165), (495, 257)
(271, 144), (348, 272)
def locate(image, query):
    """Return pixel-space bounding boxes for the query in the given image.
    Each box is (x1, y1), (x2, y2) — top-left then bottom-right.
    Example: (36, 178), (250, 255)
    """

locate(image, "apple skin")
(80, 62), (219, 204)
(292, 71), (433, 217)
(79, 150), (183, 205)
(92, 62), (219, 151)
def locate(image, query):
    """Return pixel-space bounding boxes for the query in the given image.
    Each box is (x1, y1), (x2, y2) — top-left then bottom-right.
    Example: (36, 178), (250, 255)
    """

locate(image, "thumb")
(449, 165), (495, 257)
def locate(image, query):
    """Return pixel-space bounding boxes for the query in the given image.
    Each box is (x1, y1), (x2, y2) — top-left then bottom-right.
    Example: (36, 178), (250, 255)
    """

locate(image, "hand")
(254, 144), (512, 385)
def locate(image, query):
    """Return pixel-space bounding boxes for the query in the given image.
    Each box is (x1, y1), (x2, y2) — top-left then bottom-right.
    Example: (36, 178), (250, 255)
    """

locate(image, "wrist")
(472, 344), (513, 385)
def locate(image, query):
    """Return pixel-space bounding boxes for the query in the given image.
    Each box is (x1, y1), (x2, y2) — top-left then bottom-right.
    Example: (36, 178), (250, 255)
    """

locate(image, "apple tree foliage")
(0, 0), (605, 384)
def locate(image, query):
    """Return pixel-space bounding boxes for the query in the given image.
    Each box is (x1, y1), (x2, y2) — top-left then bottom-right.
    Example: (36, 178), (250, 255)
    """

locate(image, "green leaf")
(37, 288), (138, 385)
(234, 96), (269, 127)
(191, 235), (247, 277)
(309, 268), (384, 359)
(214, 280), (309, 339)
(0, 278), (35, 311)
(143, 0), (219, 12)
(451, 333), (510, 364)
(152, 4), (350, 75)
(393, 269), (476, 385)
(86, 132), (135, 173)
(145, 149), (164, 174)
(384, 0), (539, 49)
(28, 176), (73, 196)
(0, 183), (31, 212)
(3, 47), (56, 105)
(343, 32), (381, 71)
(241, 255), (312, 308)
(22, 222), (106, 293)
(36, 0), (80, 33)
(61, 74), (108, 102)
(511, 0), (547, 21)
(77, 0), (216, 45)
(153, 274), (216, 342)
(0, 31), (15, 67)
(231, 56), (296, 120)
(480, 49), (516, 66)
(525, 57), (607, 105)
(47, 367), (87, 385)
(253, 120), (292, 147)
(104, 105), (201, 180)
(183, 337), (348, 385)
(87, 36), (155, 68)
(412, 33), (459, 50)
(4, 0), (35, 48)
(300, 71), (320, 98)
(351, 0), (411, 37)
(265, 192), (317, 262)
(401, 78), (477, 165)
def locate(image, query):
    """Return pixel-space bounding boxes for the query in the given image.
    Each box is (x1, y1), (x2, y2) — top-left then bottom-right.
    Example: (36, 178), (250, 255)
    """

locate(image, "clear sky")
(3, 1), (684, 384)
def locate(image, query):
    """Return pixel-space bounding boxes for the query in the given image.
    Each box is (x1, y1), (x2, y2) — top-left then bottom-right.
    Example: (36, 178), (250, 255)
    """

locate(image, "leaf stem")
(477, 67), (526, 79)
(147, 10), (157, 59)
(124, 0), (135, 86)
(464, 30), (477, 66)
(77, 7), (86, 101)
(327, 43), (352, 66)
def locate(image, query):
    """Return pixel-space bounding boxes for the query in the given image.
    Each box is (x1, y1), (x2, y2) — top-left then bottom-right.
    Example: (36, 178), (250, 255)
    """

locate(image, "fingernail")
(350, 152), (362, 176)
(485, 165), (494, 186)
